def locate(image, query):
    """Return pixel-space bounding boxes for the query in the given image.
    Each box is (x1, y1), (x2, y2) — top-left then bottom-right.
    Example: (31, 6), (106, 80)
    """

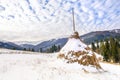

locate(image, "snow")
(0, 49), (120, 80)
(14, 41), (43, 45)
(60, 38), (87, 53)
(60, 37), (102, 60)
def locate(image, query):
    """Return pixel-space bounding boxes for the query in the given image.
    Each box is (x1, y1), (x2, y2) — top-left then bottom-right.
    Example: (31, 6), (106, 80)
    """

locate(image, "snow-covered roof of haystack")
(60, 38), (87, 53)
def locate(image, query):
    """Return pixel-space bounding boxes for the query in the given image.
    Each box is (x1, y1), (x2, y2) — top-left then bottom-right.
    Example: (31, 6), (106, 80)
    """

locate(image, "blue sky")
(0, 0), (120, 41)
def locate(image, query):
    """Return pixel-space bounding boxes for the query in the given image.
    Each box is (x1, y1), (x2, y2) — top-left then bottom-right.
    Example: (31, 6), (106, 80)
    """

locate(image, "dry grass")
(70, 31), (80, 39)
(58, 51), (102, 69)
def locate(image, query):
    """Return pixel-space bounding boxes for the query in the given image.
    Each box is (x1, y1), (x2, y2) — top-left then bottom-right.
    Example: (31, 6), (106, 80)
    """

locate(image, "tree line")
(45, 45), (61, 53)
(22, 44), (61, 53)
(91, 37), (120, 63)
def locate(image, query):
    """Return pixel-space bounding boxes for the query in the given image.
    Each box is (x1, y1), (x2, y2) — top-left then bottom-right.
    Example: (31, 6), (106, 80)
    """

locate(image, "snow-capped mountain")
(81, 29), (120, 44)
(14, 41), (42, 45)
(0, 29), (120, 52)
(109, 29), (120, 33)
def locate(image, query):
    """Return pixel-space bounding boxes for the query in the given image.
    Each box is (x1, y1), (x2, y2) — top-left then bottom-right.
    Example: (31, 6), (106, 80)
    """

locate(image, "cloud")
(0, 0), (120, 41)
(0, 5), (5, 11)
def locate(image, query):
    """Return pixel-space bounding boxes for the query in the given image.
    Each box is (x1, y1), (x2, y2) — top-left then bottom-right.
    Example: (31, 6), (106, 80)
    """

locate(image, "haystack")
(58, 31), (103, 70)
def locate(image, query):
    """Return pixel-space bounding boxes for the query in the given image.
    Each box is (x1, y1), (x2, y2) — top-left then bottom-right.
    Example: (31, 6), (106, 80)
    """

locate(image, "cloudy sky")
(0, 0), (120, 41)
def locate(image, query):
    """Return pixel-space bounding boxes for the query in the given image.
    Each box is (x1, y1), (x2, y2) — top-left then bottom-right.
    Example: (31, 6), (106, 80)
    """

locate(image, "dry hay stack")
(58, 31), (102, 70)
(58, 51), (102, 69)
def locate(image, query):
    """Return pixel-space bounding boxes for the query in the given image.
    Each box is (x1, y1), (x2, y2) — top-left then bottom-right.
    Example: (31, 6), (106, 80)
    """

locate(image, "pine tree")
(32, 48), (34, 52)
(99, 37), (120, 63)
(23, 48), (26, 51)
(91, 42), (96, 51)
(114, 40), (119, 62)
(100, 41), (109, 61)
(96, 40), (99, 48)
(104, 40), (110, 61)
(28, 48), (31, 51)
(53, 44), (57, 52)
(40, 48), (42, 52)
(57, 45), (61, 51)
(109, 38), (119, 62)
(13, 47), (16, 50)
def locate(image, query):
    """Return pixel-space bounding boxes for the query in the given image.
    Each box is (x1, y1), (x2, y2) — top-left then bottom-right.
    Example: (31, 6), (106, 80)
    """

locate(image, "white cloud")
(0, 0), (120, 41)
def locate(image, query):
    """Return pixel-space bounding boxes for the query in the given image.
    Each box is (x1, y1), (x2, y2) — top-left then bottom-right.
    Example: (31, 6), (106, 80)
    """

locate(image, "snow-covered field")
(0, 49), (120, 80)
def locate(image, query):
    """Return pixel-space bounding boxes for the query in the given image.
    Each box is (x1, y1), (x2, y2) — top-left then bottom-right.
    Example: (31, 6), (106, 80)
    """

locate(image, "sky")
(0, 0), (120, 41)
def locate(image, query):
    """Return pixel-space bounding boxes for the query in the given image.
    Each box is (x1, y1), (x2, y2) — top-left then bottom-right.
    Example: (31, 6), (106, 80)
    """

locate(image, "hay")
(70, 31), (80, 39)
(58, 51), (102, 69)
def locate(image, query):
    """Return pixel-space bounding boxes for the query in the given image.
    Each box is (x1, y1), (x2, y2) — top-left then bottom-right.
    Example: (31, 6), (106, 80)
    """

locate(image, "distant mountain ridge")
(81, 29), (120, 44)
(0, 41), (23, 50)
(0, 29), (120, 52)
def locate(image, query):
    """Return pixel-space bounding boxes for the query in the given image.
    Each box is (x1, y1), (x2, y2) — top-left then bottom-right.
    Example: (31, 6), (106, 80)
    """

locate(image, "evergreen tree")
(91, 42), (96, 51)
(32, 48), (34, 52)
(40, 48), (42, 52)
(23, 48), (26, 51)
(53, 44), (57, 52)
(96, 40), (99, 49)
(99, 37), (120, 63)
(49, 45), (57, 53)
(109, 38), (119, 62)
(100, 42), (109, 61)
(104, 40), (110, 61)
(57, 45), (61, 51)
(28, 48), (31, 51)
(13, 47), (16, 50)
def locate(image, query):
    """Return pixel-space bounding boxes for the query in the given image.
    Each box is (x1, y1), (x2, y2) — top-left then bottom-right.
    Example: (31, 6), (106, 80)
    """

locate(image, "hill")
(0, 41), (23, 50)
(0, 29), (120, 52)
(22, 29), (120, 52)
(81, 29), (120, 44)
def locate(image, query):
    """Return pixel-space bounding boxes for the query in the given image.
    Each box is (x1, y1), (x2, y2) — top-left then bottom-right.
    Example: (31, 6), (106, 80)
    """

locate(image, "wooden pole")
(72, 8), (75, 32)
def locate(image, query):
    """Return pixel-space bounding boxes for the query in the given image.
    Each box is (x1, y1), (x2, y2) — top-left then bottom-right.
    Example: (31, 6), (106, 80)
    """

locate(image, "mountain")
(20, 44), (34, 50)
(0, 29), (120, 52)
(0, 41), (23, 50)
(13, 29), (120, 52)
(14, 41), (41, 50)
(81, 29), (120, 44)
(109, 29), (120, 34)
(33, 38), (68, 52)
(32, 29), (120, 52)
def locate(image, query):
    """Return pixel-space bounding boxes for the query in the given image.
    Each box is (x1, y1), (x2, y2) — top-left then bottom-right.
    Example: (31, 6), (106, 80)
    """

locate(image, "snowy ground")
(0, 49), (120, 80)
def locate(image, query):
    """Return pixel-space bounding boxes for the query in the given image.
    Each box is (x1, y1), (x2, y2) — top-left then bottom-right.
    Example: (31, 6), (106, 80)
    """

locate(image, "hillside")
(81, 29), (120, 44)
(0, 49), (120, 80)
(0, 29), (120, 52)
(18, 29), (120, 52)
(0, 41), (23, 50)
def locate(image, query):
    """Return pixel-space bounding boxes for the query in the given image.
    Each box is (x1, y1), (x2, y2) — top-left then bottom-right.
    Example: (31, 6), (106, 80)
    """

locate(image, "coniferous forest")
(91, 37), (120, 63)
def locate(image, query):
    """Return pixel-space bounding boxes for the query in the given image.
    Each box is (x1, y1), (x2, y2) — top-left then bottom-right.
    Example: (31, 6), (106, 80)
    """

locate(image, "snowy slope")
(0, 49), (120, 80)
